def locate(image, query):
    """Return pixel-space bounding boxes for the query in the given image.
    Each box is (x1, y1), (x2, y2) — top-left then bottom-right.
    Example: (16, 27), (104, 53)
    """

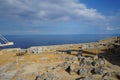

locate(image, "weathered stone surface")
(102, 72), (120, 80)
(27, 48), (42, 54)
(93, 55), (98, 60)
(102, 72), (112, 78)
(91, 66), (104, 75)
(57, 62), (70, 69)
(99, 58), (106, 66)
(86, 61), (92, 67)
(77, 68), (88, 75)
(79, 58), (86, 67)
(16, 50), (27, 56)
(0, 62), (17, 80)
(65, 65), (75, 75)
(91, 60), (99, 66)
(77, 55), (82, 61)
(65, 56), (78, 61)
(0, 65), (7, 74)
(76, 76), (97, 80)
(76, 77), (88, 80)
(72, 60), (79, 66)
(0, 72), (16, 80)
(0, 36), (120, 80)
(35, 72), (61, 80)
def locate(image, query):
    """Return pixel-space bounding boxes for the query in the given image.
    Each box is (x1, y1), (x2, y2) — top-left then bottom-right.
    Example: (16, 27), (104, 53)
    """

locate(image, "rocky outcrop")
(35, 72), (61, 80)
(76, 76), (96, 80)
(16, 49), (27, 56)
(102, 72), (120, 80)
(0, 36), (120, 80)
(77, 68), (88, 75)
(91, 66), (104, 75)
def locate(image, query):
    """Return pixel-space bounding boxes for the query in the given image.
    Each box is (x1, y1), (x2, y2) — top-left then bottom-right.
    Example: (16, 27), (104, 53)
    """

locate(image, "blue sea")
(1, 34), (120, 49)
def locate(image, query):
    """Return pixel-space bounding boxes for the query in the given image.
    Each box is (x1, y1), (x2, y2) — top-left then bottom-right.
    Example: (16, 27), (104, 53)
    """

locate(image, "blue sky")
(0, 0), (120, 35)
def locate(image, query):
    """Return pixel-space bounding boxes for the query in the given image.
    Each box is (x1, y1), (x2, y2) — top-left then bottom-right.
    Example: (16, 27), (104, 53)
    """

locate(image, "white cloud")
(106, 26), (120, 31)
(1, 0), (120, 34)
(0, 0), (106, 23)
(106, 26), (114, 31)
(105, 11), (120, 31)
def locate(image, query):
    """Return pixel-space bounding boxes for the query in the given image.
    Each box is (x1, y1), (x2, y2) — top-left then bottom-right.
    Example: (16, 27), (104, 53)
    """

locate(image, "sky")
(0, 0), (120, 35)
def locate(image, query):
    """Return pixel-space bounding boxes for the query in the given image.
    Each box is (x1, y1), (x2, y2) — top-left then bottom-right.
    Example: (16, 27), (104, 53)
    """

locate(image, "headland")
(0, 36), (120, 80)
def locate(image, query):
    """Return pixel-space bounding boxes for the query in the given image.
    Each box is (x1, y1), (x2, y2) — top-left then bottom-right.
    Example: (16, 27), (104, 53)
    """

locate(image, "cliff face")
(0, 36), (120, 80)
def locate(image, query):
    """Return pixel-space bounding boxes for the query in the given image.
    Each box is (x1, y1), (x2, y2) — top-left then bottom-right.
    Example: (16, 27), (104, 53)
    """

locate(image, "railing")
(0, 34), (14, 46)
(0, 42), (14, 46)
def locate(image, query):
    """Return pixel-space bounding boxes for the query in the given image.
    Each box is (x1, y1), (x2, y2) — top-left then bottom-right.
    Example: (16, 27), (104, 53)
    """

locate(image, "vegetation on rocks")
(0, 36), (120, 80)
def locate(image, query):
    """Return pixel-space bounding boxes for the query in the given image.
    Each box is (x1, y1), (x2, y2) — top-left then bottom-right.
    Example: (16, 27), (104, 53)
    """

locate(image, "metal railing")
(0, 34), (14, 46)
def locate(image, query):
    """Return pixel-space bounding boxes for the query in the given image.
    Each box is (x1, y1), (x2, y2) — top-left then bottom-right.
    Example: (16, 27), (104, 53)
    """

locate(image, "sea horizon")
(0, 34), (119, 49)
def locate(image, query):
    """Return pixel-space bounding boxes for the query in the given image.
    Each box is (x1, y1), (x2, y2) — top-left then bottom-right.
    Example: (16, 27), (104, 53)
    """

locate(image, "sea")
(1, 34), (120, 49)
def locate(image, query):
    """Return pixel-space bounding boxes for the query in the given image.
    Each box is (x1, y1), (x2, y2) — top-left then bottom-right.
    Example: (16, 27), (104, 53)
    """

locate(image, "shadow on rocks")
(100, 45), (120, 67)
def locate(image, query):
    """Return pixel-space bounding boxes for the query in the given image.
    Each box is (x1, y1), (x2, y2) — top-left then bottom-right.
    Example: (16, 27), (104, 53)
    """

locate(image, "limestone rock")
(102, 72), (120, 80)
(77, 68), (88, 75)
(77, 55), (82, 61)
(86, 61), (92, 67)
(93, 55), (98, 60)
(91, 66), (104, 75)
(99, 59), (106, 66)
(79, 58), (86, 67)
(66, 65), (75, 75)
(57, 62), (70, 69)
(35, 72), (61, 80)
(76, 76), (97, 80)
(91, 60), (99, 66)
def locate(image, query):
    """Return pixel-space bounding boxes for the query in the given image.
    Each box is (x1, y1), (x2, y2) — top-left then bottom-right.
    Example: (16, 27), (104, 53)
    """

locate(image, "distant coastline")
(2, 36), (120, 54)
(1, 34), (120, 49)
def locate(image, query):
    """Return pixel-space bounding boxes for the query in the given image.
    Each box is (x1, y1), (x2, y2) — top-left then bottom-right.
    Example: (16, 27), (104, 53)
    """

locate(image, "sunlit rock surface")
(0, 36), (120, 80)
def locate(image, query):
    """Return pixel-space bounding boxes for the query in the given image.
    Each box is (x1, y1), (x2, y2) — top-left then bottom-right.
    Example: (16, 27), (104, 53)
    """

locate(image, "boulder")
(91, 60), (99, 66)
(27, 48), (42, 54)
(79, 58), (86, 67)
(57, 62), (70, 69)
(71, 61), (79, 66)
(16, 50), (27, 56)
(86, 61), (92, 67)
(77, 68), (88, 75)
(91, 66), (104, 75)
(93, 55), (98, 60)
(77, 55), (82, 61)
(99, 58), (106, 66)
(66, 65), (75, 75)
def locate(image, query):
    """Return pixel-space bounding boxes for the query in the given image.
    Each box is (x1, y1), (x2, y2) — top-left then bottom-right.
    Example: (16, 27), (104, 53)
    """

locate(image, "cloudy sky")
(0, 0), (120, 35)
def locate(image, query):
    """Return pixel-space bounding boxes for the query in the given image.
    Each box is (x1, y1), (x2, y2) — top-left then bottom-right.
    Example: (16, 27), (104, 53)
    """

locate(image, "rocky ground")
(0, 37), (120, 80)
